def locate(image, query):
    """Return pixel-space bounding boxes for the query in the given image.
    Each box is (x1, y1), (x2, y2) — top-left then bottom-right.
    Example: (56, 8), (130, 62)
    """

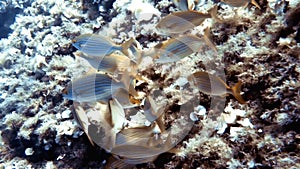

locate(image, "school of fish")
(63, 0), (259, 168)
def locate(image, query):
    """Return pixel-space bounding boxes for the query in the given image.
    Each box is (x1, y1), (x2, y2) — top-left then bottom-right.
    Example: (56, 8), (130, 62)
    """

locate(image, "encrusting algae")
(2, 0), (299, 168)
(63, 0), (250, 168)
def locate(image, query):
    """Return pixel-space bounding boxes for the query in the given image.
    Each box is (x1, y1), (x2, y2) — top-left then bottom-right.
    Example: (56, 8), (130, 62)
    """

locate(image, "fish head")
(71, 37), (84, 50)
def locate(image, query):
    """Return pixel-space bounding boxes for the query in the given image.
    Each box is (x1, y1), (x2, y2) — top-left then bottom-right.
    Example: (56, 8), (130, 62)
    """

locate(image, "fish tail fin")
(231, 81), (246, 104)
(251, 0), (261, 9)
(129, 78), (138, 97)
(120, 73), (139, 97)
(209, 5), (223, 23)
(121, 38), (134, 56)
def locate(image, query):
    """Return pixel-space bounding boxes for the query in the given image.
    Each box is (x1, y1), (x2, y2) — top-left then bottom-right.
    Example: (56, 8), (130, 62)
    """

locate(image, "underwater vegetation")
(0, 0), (299, 168)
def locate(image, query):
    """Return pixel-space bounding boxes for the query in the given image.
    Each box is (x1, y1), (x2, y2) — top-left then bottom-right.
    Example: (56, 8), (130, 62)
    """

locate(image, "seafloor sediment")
(0, 0), (299, 168)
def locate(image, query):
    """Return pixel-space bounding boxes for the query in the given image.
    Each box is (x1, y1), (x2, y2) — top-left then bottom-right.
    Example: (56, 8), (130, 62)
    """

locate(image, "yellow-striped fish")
(188, 72), (246, 104)
(152, 34), (214, 63)
(76, 52), (137, 75)
(156, 6), (218, 34)
(62, 73), (126, 103)
(112, 132), (172, 159)
(72, 34), (133, 57)
(115, 124), (158, 145)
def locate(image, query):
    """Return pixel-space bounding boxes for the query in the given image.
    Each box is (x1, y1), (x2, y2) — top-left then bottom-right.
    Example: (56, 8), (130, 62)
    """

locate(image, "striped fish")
(72, 34), (133, 57)
(62, 73), (125, 103)
(156, 6), (218, 34)
(152, 34), (212, 63)
(188, 71), (246, 104)
(221, 0), (261, 9)
(76, 52), (136, 74)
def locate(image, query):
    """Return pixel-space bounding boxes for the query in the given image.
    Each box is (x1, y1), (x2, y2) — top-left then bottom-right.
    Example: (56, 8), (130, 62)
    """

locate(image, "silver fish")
(188, 71), (246, 104)
(76, 52), (137, 75)
(62, 73), (125, 103)
(115, 124), (158, 146)
(152, 34), (213, 63)
(72, 34), (133, 57)
(156, 6), (218, 34)
(221, 0), (261, 9)
(112, 132), (172, 159)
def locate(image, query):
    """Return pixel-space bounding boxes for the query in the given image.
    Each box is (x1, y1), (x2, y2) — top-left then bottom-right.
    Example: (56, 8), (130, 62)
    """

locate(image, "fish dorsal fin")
(203, 27), (217, 53)
(250, 0), (261, 9)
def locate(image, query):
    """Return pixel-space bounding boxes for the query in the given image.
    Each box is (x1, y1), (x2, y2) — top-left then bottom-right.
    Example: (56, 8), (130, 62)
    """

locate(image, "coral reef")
(0, 0), (299, 168)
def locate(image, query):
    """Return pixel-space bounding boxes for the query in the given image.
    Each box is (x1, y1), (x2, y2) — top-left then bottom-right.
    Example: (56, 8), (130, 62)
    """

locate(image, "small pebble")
(25, 147), (34, 156)
(61, 109), (71, 119)
(41, 75), (50, 82)
(189, 112), (199, 122)
(3, 59), (12, 69)
(44, 144), (51, 150)
(34, 69), (46, 80)
(194, 105), (206, 116)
